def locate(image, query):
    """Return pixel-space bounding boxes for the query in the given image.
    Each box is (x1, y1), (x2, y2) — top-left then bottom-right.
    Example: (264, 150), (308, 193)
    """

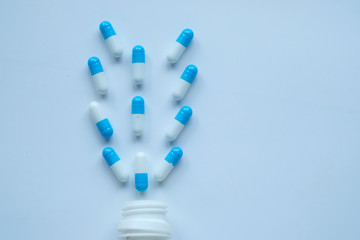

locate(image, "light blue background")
(0, 0), (359, 239)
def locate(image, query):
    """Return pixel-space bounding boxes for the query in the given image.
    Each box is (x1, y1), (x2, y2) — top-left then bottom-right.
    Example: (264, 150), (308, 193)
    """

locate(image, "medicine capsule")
(88, 57), (109, 95)
(89, 101), (113, 139)
(132, 45), (145, 85)
(132, 96), (145, 136)
(155, 147), (183, 182)
(173, 65), (198, 100)
(134, 152), (148, 192)
(165, 106), (192, 141)
(99, 21), (123, 58)
(102, 147), (129, 182)
(167, 28), (194, 63)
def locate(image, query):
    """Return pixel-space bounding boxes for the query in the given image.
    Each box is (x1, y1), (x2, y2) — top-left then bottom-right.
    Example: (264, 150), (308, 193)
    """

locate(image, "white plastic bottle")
(118, 200), (171, 240)
(155, 147), (183, 182)
(165, 106), (192, 141)
(173, 64), (198, 100)
(167, 28), (194, 63)
(132, 45), (145, 85)
(87, 57), (109, 95)
(131, 96), (145, 136)
(102, 147), (129, 182)
(99, 21), (123, 58)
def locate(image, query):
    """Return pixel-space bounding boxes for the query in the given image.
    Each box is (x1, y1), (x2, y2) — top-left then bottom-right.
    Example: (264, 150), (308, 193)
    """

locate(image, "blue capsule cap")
(181, 65), (198, 84)
(132, 45), (145, 63)
(96, 118), (113, 139)
(135, 173), (148, 192)
(176, 28), (194, 48)
(88, 57), (104, 75)
(132, 96), (145, 114)
(165, 147), (183, 166)
(175, 106), (192, 125)
(102, 147), (120, 166)
(99, 21), (116, 39)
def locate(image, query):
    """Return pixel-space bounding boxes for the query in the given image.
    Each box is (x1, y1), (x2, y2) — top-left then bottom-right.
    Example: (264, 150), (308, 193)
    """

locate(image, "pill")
(132, 96), (145, 136)
(155, 147), (183, 182)
(102, 147), (129, 182)
(88, 57), (109, 95)
(89, 101), (113, 139)
(165, 106), (192, 141)
(167, 28), (194, 63)
(134, 152), (148, 192)
(173, 65), (198, 100)
(99, 21), (123, 58)
(132, 45), (145, 85)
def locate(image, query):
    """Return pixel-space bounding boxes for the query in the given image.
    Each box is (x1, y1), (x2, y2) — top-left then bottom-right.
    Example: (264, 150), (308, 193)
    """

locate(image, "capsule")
(99, 21), (123, 58)
(167, 28), (194, 63)
(88, 57), (109, 95)
(173, 65), (198, 100)
(134, 152), (148, 192)
(155, 147), (183, 182)
(132, 96), (145, 136)
(102, 147), (129, 182)
(132, 45), (145, 85)
(165, 106), (192, 141)
(89, 101), (113, 139)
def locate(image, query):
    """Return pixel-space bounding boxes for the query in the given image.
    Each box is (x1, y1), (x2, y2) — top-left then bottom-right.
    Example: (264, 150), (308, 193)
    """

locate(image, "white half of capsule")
(132, 114), (144, 136)
(132, 63), (145, 85)
(111, 161), (129, 182)
(135, 152), (147, 173)
(89, 101), (105, 122)
(165, 119), (184, 141)
(155, 161), (174, 182)
(167, 42), (186, 64)
(105, 35), (123, 58)
(172, 79), (191, 100)
(92, 72), (109, 95)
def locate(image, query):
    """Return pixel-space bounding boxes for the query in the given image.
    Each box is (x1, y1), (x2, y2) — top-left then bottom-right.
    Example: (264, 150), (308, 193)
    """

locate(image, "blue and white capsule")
(89, 101), (113, 139)
(173, 65), (198, 100)
(134, 152), (148, 192)
(132, 96), (145, 136)
(99, 21), (123, 58)
(155, 147), (183, 182)
(102, 147), (129, 182)
(88, 57), (109, 95)
(132, 45), (145, 85)
(165, 106), (193, 141)
(167, 28), (194, 63)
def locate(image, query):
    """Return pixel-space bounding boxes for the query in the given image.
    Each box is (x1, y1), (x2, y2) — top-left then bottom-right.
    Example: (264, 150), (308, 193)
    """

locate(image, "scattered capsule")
(165, 106), (192, 141)
(155, 147), (183, 182)
(89, 101), (113, 139)
(134, 152), (148, 192)
(102, 147), (129, 182)
(99, 21), (123, 58)
(88, 57), (109, 95)
(132, 96), (145, 136)
(132, 45), (145, 85)
(173, 65), (198, 100)
(167, 28), (194, 63)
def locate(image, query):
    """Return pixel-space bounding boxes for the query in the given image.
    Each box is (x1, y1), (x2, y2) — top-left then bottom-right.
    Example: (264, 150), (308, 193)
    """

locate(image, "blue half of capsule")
(132, 45), (145, 63)
(99, 21), (116, 39)
(165, 147), (183, 166)
(135, 173), (148, 192)
(88, 57), (104, 75)
(181, 65), (198, 84)
(175, 106), (192, 125)
(102, 147), (120, 166)
(132, 96), (145, 114)
(96, 118), (113, 139)
(176, 28), (194, 48)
